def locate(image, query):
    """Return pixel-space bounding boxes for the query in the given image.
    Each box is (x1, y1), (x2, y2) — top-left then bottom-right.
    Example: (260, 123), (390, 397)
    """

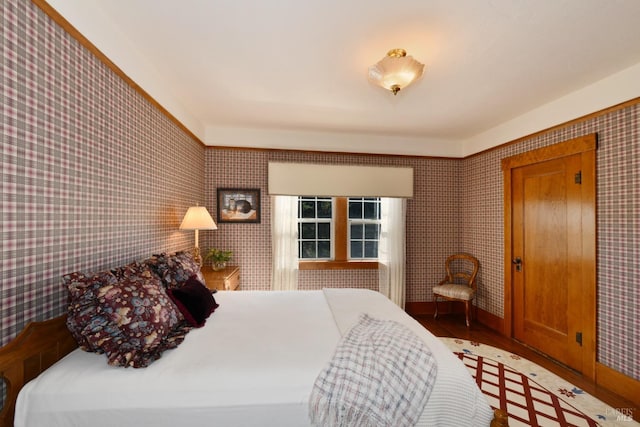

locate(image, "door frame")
(502, 133), (597, 380)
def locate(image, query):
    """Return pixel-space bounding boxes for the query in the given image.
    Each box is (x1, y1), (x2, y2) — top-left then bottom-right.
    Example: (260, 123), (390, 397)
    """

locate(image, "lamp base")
(192, 246), (203, 267)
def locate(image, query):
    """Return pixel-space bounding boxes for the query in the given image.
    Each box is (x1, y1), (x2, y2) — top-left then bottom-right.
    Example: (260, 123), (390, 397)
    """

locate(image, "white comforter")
(16, 289), (493, 427)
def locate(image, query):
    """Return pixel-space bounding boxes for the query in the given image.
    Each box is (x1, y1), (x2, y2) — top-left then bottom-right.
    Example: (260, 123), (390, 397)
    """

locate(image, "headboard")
(0, 315), (77, 427)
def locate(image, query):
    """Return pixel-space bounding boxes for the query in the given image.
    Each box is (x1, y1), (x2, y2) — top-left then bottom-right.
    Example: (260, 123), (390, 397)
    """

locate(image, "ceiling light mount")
(387, 48), (407, 58)
(368, 48), (425, 96)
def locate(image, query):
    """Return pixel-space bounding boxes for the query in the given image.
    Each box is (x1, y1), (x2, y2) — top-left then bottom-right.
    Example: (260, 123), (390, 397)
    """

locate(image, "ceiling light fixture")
(368, 49), (425, 95)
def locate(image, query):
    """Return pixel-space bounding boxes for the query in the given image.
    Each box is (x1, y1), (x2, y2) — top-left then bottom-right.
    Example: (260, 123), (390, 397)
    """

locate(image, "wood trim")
(406, 301), (440, 316)
(334, 198), (348, 261)
(0, 315), (77, 427)
(406, 303), (505, 334)
(500, 133), (597, 170)
(298, 197), (382, 270)
(502, 133), (597, 381)
(502, 165), (514, 338)
(476, 308), (505, 335)
(467, 97), (639, 160)
(596, 362), (640, 409)
(30, 0), (205, 148)
(580, 148), (597, 380)
(298, 260), (378, 270)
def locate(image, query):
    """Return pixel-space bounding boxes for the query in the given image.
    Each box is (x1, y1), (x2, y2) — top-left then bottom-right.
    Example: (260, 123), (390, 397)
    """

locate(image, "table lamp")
(179, 206), (217, 266)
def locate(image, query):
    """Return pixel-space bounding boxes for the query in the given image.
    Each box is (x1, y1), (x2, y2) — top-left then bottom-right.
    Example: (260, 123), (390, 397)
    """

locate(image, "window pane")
(364, 241), (378, 258)
(301, 200), (316, 218)
(301, 223), (316, 239)
(301, 241), (316, 259)
(317, 201), (332, 218)
(350, 241), (363, 258)
(350, 223), (363, 239)
(317, 241), (331, 258)
(364, 224), (380, 239)
(363, 201), (379, 219)
(318, 222), (331, 239)
(348, 200), (362, 219)
(297, 197), (334, 260)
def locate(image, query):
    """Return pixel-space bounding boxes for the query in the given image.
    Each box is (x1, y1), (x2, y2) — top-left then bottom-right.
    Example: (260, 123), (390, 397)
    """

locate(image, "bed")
(2, 289), (507, 427)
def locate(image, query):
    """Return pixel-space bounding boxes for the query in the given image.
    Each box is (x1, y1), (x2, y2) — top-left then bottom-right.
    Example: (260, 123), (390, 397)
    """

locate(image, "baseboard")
(476, 308), (505, 335)
(596, 362), (640, 412)
(406, 302), (505, 335)
(405, 301), (464, 316)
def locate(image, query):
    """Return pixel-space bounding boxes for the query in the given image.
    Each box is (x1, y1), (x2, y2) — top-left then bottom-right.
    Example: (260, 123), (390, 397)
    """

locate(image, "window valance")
(268, 162), (413, 198)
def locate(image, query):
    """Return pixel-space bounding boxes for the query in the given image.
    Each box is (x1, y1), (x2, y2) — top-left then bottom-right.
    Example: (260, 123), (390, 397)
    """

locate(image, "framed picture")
(217, 188), (261, 223)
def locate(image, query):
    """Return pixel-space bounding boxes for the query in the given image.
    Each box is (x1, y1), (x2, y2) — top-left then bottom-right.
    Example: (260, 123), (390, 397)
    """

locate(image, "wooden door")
(503, 134), (596, 378)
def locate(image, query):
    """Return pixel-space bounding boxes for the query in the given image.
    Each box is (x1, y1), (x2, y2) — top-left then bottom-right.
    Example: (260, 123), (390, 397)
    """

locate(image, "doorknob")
(512, 257), (522, 272)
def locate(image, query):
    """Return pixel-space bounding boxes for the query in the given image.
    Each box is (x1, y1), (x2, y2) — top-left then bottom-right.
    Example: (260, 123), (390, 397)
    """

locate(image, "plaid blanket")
(309, 314), (438, 427)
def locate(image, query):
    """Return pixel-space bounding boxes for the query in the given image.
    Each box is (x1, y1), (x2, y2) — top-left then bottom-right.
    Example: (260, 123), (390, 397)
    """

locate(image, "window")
(297, 196), (381, 269)
(348, 198), (381, 259)
(298, 196), (332, 259)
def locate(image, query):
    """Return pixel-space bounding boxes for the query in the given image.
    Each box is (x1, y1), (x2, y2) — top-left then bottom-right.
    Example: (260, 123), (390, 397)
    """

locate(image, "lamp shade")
(368, 49), (424, 95)
(179, 206), (217, 230)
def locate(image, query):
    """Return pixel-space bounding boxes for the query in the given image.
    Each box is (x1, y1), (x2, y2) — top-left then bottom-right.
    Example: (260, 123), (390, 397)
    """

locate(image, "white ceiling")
(48, 0), (640, 156)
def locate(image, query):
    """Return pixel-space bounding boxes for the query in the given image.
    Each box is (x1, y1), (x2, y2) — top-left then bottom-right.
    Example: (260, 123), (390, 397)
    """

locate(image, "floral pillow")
(94, 265), (184, 367)
(64, 265), (191, 368)
(145, 251), (205, 290)
(110, 259), (148, 280)
(64, 270), (120, 353)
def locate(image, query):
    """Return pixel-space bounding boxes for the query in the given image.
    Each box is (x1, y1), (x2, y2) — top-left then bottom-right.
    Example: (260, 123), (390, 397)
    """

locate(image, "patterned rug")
(441, 338), (638, 427)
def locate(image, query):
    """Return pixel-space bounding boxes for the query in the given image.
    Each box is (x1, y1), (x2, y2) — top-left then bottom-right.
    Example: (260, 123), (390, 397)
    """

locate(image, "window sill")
(298, 261), (379, 271)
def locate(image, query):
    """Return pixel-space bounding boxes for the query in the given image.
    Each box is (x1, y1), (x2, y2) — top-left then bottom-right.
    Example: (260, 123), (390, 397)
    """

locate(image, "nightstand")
(200, 265), (240, 291)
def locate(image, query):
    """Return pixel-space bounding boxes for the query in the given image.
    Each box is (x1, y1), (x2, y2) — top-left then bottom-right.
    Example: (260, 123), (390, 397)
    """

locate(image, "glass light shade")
(368, 49), (425, 95)
(179, 206), (217, 230)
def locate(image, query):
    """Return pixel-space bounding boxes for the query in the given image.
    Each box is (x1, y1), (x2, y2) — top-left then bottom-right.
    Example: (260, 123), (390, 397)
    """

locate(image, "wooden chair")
(433, 253), (480, 327)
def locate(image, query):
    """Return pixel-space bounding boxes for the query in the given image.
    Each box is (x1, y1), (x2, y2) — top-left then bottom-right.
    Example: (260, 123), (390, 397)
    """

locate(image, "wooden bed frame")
(0, 316), (77, 427)
(0, 316), (508, 427)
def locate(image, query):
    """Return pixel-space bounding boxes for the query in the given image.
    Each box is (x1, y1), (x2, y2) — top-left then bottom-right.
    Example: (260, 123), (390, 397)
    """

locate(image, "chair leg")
(434, 296), (439, 319)
(465, 301), (471, 328)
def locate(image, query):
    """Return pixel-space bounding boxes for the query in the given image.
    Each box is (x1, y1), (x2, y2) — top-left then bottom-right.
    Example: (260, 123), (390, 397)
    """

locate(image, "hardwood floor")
(412, 313), (639, 422)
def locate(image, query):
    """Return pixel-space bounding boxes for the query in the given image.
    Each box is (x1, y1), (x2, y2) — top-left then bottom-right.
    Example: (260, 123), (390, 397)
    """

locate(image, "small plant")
(205, 248), (233, 270)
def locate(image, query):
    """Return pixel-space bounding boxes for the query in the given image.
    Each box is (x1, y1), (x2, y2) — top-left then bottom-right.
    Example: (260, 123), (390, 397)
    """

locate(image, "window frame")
(347, 197), (382, 260)
(297, 196), (333, 260)
(298, 197), (379, 270)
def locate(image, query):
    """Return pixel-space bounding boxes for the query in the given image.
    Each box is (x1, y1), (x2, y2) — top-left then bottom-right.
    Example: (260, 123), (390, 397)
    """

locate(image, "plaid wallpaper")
(1, 0), (637, 383)
(462, 104), (640, 380)
(0, 0), (204, 346)
(203, 149), (463, 299)
(204, 107), (639, 381)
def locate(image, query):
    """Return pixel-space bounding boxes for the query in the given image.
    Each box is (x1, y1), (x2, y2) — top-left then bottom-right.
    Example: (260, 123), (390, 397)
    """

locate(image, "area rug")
(441, 338), (638, 427)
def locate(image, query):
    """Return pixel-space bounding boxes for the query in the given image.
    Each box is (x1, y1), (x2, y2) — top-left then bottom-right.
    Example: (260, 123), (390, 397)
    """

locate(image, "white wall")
(462, 62), (640, 156)
(42, 0), (640, 157)
(45, 0), (205, 140)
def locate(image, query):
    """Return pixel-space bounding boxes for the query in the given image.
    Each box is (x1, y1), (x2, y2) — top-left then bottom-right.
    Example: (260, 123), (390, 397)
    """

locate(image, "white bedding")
(15, 289), (493, 427)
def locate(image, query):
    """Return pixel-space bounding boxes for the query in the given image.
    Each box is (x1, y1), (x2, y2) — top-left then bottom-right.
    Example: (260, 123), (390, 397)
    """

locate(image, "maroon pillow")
(168, 276), (219, 327)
